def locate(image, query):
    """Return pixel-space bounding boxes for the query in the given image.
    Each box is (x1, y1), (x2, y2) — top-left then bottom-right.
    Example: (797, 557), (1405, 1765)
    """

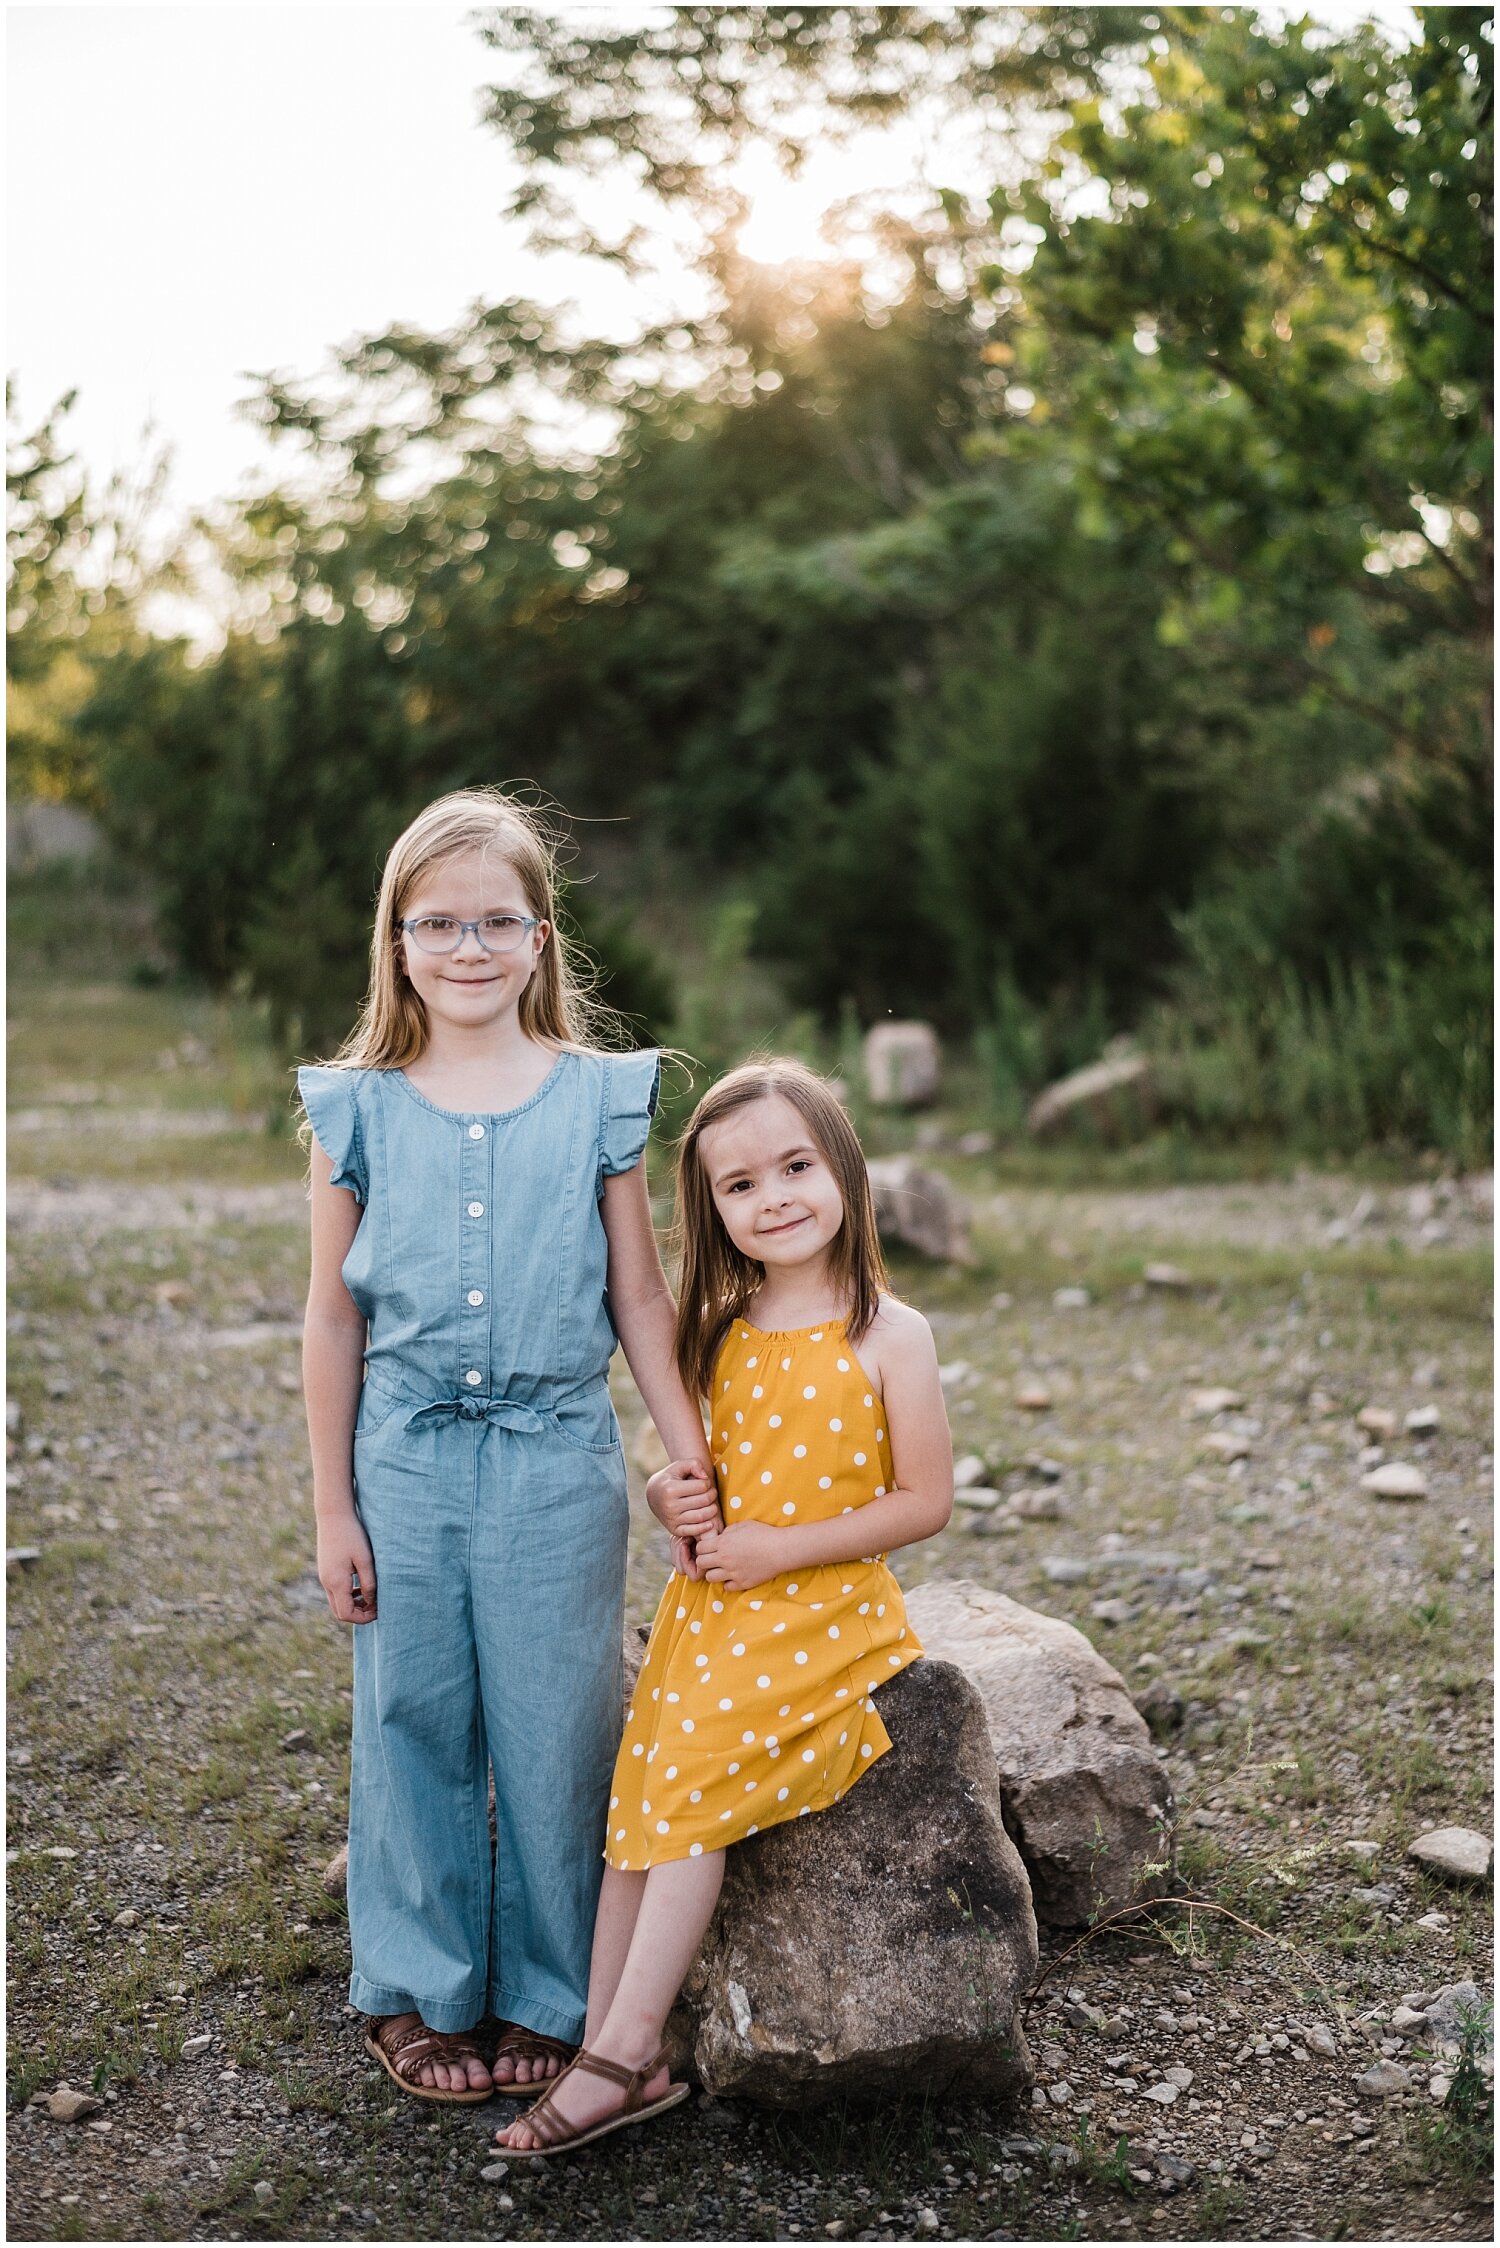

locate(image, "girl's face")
(699, 1093), (846, 1275)
(397, 849), (548, 1035)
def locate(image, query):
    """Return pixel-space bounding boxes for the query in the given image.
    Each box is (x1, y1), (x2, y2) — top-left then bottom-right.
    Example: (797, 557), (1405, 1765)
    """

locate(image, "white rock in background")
(1408, 1828), (1493, 1883)
(1027, 1052), (1153, 1142)
(1053, 1288), (1091, 1311)
(905, 1579), (1174, 1927)
(1144, 1263), (1192, 1291)
(952, 1455), (989, 1490)
(1188, 1389), (1245, 1418)
(1355, 2060), (1412, 2098)
(1360, 1462), (1428, 1500)
(863, 1022), (942, 1108)
(867, 1158), (974, 1265)
(1202, 1431), (1251, 1462)
(1404, 1405), (1441, 1436)
(953, 1486), (1005, 1513)
(1356, 1406), (1399, 1440)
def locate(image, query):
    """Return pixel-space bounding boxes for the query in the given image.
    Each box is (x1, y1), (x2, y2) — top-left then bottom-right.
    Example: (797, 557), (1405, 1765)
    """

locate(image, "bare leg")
(493, 1870), (646, 2088)
(495, 1852), (724, 2149)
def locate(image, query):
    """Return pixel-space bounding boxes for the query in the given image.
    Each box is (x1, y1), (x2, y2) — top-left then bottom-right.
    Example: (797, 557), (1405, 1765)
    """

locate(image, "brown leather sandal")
(490, 2021), (577, 2086)
(496, 2043), (688, 2156)
(364, 2013), (493, 2103)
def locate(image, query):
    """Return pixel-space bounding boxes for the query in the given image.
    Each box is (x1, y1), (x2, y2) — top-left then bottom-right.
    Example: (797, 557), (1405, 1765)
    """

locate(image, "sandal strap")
(519, 2043), (673, 2144)
(371, 2016), (483, 2083)
(494, 2024), (576, 2065)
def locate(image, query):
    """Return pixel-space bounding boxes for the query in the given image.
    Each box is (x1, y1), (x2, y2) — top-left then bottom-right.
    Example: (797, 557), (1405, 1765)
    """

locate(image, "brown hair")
(672, 1056), (891, 1399)
(323, 787), (626, 1070)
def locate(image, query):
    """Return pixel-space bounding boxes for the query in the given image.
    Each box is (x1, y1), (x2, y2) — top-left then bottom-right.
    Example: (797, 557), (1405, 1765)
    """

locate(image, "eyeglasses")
(399, 914), (540, 956)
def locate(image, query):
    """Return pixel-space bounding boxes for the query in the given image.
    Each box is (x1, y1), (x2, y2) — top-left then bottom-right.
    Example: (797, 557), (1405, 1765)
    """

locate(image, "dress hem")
(603, 1649), (921, 1871)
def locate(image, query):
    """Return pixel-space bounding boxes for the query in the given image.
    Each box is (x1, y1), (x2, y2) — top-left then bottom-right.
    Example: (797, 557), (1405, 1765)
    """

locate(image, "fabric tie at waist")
(403, 1396), (548, 1435)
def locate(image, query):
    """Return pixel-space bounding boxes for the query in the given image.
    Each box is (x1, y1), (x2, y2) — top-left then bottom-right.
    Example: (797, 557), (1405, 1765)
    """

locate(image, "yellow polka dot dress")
(607, 1318), (923, 1869)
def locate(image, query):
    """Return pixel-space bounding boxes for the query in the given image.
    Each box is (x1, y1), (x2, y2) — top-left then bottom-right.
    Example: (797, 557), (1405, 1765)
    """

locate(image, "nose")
(452, 928), (488, 962)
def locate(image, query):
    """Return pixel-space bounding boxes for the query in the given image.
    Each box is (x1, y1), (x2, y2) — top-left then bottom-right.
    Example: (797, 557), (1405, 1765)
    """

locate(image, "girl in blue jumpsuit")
(299, 789), (717, 2101)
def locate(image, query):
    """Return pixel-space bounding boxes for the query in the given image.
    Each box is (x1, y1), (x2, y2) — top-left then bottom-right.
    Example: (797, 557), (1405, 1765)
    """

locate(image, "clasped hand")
(646, 1458), (722, 1580)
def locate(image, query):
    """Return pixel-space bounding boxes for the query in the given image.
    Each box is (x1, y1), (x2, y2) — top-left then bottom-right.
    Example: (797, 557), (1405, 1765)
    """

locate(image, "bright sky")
(10, 2), (1420, 535)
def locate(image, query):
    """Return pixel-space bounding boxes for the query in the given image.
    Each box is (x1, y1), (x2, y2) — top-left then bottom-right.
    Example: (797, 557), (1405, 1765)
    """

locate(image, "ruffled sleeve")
(297, 1066), (368, 1204)
(599, 1049), (661, 1181)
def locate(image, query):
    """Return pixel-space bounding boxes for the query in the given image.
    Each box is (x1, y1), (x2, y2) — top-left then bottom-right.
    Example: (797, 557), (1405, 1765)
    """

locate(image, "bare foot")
(374, 2013), (491, 2095)
(490, 2025), (570, 2090)
(493, 2046), (670, 2151)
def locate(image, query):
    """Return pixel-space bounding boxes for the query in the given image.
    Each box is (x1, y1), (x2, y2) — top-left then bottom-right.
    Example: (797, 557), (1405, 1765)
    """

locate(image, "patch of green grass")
(1193, 2173), (1250, 2236)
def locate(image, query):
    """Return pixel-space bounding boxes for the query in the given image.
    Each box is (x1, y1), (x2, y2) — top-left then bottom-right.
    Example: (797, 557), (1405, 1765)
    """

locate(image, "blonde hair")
(672, 1056), (891, 1399)
(326, 787), (624, 1069)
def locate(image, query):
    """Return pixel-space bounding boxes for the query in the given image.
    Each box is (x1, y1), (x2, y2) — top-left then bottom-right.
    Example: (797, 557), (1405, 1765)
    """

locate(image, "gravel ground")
(7, 1116), (1493, 2243)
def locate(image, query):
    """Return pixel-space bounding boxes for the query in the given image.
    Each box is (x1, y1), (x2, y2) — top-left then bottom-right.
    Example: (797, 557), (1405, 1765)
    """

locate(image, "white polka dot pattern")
(604, 1314), (921, 1868)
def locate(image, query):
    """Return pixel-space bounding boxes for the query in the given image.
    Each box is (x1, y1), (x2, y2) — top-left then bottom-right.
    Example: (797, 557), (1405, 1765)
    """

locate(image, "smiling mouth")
(758, 1215), (809, 1238)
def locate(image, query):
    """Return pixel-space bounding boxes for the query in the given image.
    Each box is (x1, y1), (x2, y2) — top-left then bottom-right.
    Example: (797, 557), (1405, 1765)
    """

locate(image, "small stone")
(1010, 1487), (1062, 1521)
(1416, 1911), (1451, 1932)
(1361, 1463), (1428, 1500)
(939, 1361), (972, 1389)
(1141, 2080), (1179, 2104)
(253, 2182), (275, 2205)
(322, 1846), (348, 1899)
(824, 2225), (847, 2240)
(916, 2210), (939, 2234)
(1422, 1982), (1491, 2045)
(1026, 1455), (1064, 1481)
(1390, 2007), (1427, 2035)
(1189, 1389), (1245, 1418)
(1015, 1384), (1053, 1412)
(1041, 1556), (1090, 1584)
(111, 1908), (140, 1928)
(1352, 1885), (1397, 1908)
(1346, 1839), (1380, 1863)
(1404, 1405), (1441, 1436)
(954, 1486), (1005, 1513)
(1144, 1263), (1191, 1290)
(952, 1455), (989, 1491)
(181, 2034), (212, 2059)
(1202, 1431), (1250, 1461)
(279, 1729), (311, 1752)
(45, 2088), (102, 2123)
(1053, 1287), (1091, 1310)
(1305, 2024), (1338, 2057)
(1356, 1407), (1398, 1440)
(1090, 1597), (1136, 1626)
(1156, 2152), (1196, 2186)
(1408, 1827), (1493, 1883)
(1429, 2072), (1453, 2101)
(1355, 2060), (1411, 2098)
(6, 1547), (41, 1569)
(480, 2162), (509, 2183)
(1047, 2080), (1073, 2105)
(1162, 2066), (1194, 2088)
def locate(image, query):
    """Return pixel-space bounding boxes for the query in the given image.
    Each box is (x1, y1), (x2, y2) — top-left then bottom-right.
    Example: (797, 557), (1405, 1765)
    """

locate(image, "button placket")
(459, 1119), (493, 1397)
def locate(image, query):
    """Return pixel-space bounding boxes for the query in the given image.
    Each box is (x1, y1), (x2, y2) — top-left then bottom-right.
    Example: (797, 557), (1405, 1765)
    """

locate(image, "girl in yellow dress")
(496, 1057), (954, 2155)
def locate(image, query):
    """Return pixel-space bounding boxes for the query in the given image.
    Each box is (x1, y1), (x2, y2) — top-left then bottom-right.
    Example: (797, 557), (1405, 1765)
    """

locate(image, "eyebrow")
(711, 1143), (819, 1189)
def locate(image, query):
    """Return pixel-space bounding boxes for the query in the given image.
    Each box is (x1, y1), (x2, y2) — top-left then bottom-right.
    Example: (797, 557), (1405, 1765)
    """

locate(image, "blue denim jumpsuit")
(297, 1048), (659, 2040)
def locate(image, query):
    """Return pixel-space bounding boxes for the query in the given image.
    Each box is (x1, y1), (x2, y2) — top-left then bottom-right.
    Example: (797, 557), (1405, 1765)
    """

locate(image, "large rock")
(867, 1158), (974, 1265)
(905, 1580), (1174, 1927)
(677, 1659), (1036, 2106)
(863, 1022), (942, 1107)
(1027, 1052), (1153, 1143)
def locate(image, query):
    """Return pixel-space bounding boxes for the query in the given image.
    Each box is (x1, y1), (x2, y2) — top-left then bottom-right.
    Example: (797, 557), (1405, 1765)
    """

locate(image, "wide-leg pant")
(346, 1399), (628, 2038)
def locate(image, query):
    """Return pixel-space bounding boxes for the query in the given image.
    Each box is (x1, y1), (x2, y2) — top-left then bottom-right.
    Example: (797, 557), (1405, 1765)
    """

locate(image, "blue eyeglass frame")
(399, 913), (540, 955)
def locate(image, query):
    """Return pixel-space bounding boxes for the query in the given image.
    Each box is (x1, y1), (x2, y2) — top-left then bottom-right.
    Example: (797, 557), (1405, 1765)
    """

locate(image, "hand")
(316, 1507), (377, 1625)
(670, 1534), (703, 1580)
(646, 1459), (721, 1542)
(694, 1521), (785, 1594)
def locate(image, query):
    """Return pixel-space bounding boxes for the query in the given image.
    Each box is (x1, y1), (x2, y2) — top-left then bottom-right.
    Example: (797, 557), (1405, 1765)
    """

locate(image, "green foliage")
(10, 8), (1492, 1158)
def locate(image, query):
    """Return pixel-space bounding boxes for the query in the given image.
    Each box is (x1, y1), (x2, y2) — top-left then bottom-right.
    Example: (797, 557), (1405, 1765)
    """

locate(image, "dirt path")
(7, 1148), (1492, 2242)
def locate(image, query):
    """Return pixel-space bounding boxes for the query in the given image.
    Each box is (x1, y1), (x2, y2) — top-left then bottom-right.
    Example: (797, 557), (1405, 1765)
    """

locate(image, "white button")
(467, 1290), (484, 1307)
(468, 1123), (485, 1140)
(467, 1201), (484, 1218)
(464, 1370), (482, 1387)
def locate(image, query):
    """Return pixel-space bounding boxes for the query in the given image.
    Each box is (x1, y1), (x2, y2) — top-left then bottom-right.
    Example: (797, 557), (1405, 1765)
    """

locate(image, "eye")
(480, 915), (524, 934)
(419, 917), (458, 933)
(786, 1159), (811, 1176)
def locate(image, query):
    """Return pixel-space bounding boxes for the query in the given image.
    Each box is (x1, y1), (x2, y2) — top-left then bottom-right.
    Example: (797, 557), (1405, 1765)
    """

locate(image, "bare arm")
(601, 1161), (720, 1570)
(697, 1301), (952, 1590)
(601, 1160), (713, 1472)
(304, 1146), (376, 1623)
